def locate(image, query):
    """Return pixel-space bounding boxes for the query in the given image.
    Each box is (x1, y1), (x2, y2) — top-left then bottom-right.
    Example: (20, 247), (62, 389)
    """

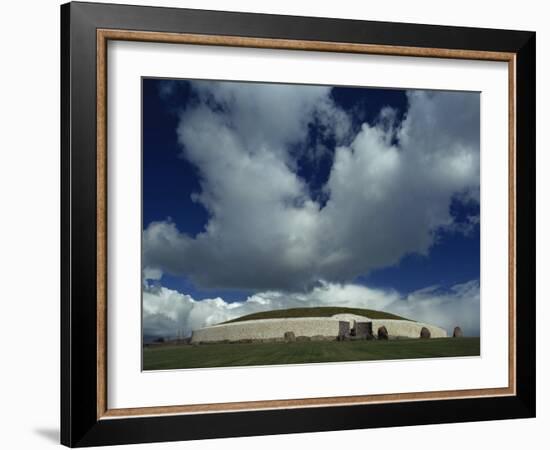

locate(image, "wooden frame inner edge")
(97, 29), (108, 419)
(95, 29), (517, 420)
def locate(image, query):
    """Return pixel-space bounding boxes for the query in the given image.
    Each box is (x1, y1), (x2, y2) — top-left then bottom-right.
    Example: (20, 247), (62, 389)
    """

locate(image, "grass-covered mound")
(222, 306), (410, 324)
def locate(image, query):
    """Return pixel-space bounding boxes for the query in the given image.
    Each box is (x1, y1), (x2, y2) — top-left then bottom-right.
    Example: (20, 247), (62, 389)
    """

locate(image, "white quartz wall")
(191, 318), (349, 343)
(371, 319), (447, 338)
(191, 317), (448, 343)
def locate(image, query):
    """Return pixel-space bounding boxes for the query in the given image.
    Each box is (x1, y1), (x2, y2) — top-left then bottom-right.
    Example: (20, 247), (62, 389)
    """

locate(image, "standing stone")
(420, 327), (431, 339)
(377, 326), (388, 340)
(284, 331), (296, 342)
(453, 326), (463, 338)
(355, 322), (371, 339)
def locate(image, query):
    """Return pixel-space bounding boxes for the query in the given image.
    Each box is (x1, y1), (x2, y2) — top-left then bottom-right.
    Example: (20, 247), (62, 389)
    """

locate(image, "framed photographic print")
(61, 1), (536, 447)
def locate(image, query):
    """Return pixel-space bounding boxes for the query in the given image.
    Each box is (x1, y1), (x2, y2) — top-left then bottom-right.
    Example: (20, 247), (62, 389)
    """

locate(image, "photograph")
(55, 1), (536, 447)
(141, 78), (481, 370)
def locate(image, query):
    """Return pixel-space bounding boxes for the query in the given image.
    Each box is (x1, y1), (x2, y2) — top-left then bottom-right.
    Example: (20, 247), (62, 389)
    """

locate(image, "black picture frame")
(61, 1), (535, 447)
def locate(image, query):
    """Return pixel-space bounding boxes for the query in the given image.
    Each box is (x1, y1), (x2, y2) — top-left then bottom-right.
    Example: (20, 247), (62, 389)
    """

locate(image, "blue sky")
(142, 78), (480, 337)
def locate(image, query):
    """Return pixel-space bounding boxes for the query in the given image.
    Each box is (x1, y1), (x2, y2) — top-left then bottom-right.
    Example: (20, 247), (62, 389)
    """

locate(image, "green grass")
(222, 306), (410, 324)
(143, 337), (480, 370)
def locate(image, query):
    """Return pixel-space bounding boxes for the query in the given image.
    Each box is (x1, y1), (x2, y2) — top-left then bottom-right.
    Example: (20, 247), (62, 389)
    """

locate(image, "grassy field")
(222, 306), (410, 324)
(143, 337), (480, 370)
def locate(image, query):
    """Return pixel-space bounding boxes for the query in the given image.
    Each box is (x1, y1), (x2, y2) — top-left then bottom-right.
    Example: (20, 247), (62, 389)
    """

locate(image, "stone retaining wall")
(191, 316), (448, 343)
(370, 319), (447, 338)
(191, 318), (349, 343)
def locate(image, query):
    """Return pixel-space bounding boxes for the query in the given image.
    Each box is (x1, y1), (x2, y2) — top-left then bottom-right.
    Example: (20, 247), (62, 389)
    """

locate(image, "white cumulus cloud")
(143, 81), (479, 291)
